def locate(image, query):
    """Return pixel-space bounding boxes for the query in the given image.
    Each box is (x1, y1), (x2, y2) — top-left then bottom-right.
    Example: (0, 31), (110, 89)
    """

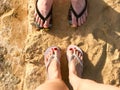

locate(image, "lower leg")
(36, 79), (69, 90)
(69, 73), (119, 90)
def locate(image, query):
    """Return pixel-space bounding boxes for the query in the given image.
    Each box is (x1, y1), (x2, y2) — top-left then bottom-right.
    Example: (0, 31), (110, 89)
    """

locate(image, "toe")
(84, 10), (88, 21)
(76, 49), (79, 56)
(80, 16), (84, 25)
(68, 48), (74, 57)
(43, 17), (51, 28)
(78, 18), (82, 26)
(85, 10), (88, 17)
(53, 47), (60, 58)
(79, 51), (83, 60)
(83, 14), (86, 23)
(78, 11), (87, 26)
(71, 13), (77, 27)
(38, 17), (41, 25)
(35, 15), (39, 24)
(39, 19), (44, 27)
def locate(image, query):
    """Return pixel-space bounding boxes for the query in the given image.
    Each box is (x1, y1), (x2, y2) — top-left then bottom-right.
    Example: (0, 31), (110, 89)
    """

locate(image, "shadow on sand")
(44, 0), (120, 89)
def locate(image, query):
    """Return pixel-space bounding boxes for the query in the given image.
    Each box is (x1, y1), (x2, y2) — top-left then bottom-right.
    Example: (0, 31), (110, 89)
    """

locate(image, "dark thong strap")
(36, 0), (52, 23)
(71, 0), (87, 19)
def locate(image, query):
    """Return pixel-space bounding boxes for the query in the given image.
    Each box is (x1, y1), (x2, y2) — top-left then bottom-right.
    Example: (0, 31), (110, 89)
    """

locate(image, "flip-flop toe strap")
(45, 55), (60, 71)
(36, 0), (52, 23)
(69, 54), (83, 68)
(68, 0), (87, 25)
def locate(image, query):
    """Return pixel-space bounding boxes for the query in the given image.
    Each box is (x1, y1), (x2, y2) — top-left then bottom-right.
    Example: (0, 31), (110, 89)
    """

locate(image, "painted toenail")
(69, 48), (73, 50)
(54, 48), (57, 50)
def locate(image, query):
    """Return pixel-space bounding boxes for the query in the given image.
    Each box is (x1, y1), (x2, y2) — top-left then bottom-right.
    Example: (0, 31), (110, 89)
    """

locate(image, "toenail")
(75, 49), (77, 52)
(54, 48), (57, 50)
(69, 48), (73, 50)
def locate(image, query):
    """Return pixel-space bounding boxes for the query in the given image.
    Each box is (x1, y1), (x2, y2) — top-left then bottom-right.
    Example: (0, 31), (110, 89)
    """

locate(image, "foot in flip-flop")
(67, 45), (83, 77)
(68, 0), (88, 27)
(44, 46), (62, 79)
(34, 0), (53, 29)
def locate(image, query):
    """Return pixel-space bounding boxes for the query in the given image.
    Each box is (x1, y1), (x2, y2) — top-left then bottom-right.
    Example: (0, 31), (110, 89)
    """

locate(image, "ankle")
(48, 71), (61, 80)
(68, 59), (82, 77)
(47, 60), (61, 80)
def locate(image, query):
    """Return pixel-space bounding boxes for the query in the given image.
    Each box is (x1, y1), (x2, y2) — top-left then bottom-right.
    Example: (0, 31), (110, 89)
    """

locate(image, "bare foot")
(67, 45), (83, 77)
(44, 46), (61, 80)
(34, 0), (53, 28)
(70, 0), (88, 27)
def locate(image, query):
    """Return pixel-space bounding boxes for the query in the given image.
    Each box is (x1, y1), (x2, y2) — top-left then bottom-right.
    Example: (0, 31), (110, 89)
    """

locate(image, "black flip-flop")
(35, 0), (52, 29)
(68, 0), (87, 26)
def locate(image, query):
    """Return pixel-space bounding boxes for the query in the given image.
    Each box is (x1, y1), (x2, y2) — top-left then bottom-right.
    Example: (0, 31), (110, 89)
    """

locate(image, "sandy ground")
(0, 0), (120, 90)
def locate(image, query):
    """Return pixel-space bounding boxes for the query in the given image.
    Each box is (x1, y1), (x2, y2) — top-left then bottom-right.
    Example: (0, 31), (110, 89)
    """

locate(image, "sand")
(0, 0), (120, 90)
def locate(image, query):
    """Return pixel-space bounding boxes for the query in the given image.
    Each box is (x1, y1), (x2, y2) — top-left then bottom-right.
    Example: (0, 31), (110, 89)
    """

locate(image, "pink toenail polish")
(74, 47), (76, 50)
(69, 48), (73, 50)
(54, 48), (57, 50)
